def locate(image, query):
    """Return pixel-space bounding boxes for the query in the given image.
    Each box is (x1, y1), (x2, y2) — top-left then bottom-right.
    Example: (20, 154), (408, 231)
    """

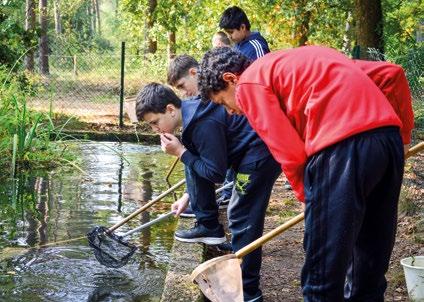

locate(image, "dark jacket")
(235, 31), (270, 61)
(180, 96), (270, 183)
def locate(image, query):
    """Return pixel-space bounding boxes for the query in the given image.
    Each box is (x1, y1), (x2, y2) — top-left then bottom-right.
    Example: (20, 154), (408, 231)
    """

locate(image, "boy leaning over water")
(167, 54), (236, 209)
(198, 46), (414, 301)
(135, 83), (280, 302)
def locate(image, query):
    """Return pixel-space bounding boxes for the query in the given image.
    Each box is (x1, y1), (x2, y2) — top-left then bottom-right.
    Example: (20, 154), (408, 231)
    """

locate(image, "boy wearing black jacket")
(136, 83), (280, 302)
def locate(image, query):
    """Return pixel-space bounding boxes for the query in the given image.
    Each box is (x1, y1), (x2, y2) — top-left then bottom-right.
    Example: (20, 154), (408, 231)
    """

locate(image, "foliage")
(383, 0), (423, 55)
(0, 67), (75, 172)
(0, 1), (38, 69)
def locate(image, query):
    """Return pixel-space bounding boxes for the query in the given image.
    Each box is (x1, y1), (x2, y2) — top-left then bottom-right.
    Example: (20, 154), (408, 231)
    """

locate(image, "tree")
(146, 0), (157, 53)
(292, 0), (312, 46)
(94, 0), (101, 35)
(53, 0), (62, 34)
(25, 0), (36, 72)
(168, 31), (176, 59)
(39, 0), (49, 75)
(90, 0), (96, 35)
(354, 0), (384, 58)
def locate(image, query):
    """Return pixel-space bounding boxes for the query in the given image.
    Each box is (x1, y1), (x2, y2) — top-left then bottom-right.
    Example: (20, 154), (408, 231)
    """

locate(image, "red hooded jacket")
(236, 46), (413, 201)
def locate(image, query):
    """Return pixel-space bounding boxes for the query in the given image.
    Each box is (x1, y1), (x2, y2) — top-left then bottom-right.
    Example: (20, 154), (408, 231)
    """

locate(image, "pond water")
(0, 142), (185, 302)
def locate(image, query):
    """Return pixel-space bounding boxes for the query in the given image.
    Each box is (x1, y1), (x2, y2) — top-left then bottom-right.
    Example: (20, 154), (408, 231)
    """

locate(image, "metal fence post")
(119, 41), (125, 127)
(73, 55), (78, 77)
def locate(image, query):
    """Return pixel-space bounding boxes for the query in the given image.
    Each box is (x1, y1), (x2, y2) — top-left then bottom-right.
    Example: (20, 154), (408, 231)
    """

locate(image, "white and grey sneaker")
(174, 222), (226, 245)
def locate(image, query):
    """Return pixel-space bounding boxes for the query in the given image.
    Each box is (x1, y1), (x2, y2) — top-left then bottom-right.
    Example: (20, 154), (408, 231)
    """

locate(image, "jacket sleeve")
(381, 64), (414, 144)
(180, 119), (227, 183)
(243, 40), (268, 60)
(236, 83), (308, 202)
(355, 60), (415, 144)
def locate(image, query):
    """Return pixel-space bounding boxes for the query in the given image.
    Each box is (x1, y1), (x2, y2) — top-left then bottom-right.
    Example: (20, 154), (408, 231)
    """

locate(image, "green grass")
(0, 69), (79, 174)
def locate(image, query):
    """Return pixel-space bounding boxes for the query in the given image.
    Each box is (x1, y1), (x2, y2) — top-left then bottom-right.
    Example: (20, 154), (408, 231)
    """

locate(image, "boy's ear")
(165, 104), (176, 114)
(188, 67), (197, 77)
(222, 72), (238, 84)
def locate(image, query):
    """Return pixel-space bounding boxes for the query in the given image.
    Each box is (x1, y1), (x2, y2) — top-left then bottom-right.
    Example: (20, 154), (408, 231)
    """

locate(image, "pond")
(0, 142), (185, 302)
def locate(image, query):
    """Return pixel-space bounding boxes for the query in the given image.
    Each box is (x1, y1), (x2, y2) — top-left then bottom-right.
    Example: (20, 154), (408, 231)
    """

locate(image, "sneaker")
(174, 222), (226, 245)
(244, 289), (263, 302)
(215, 241), (233, 252)
(283, 181), (292, 190)
(179, 204), (196, 218)
(216, 195), (230, 209)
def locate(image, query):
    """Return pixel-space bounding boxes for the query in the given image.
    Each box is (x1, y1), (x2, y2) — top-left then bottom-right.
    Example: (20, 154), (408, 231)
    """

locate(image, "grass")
(0, 68), (81, 175)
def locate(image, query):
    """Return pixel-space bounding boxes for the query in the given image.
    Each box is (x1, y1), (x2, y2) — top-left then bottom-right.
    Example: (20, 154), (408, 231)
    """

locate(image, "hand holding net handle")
(108, 178), (186, 233)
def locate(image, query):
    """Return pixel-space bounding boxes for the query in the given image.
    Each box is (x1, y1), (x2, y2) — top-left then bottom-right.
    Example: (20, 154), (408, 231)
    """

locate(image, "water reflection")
(0, 142), (185, 301)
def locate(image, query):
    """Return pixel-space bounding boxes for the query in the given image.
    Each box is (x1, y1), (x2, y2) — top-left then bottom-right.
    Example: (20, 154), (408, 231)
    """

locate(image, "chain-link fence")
(368, 46), (423, 133)
(30, 43), (173, 124)
(29, 43), (423, 130)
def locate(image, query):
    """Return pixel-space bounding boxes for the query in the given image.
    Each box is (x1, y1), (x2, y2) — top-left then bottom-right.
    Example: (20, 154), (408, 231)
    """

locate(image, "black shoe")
(216, 195), (230, 209)
(244, 289), (263, 302)
(179, 204), (196, 218)
(215, 241), (233, 252)
(174, 222), (226, 245)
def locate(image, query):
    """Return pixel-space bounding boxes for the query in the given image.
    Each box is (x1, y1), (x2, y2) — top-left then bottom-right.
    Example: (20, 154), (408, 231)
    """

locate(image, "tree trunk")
(167, 31), (176, 60)
(53, 0), (62, 34)
(342, 11), (353, 54)
(94, 0), (101, 35)
(39, 0), (49, 75)
(24, 0), (36, 72)
(354, 0), (384, 59)
(292, 1), (311, 46)
(146, 0), (157, 54)
(91, 0), (96, 35)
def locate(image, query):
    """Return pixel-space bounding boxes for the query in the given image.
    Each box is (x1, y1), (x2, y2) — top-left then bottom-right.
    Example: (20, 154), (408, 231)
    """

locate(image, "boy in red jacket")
(198, 46), (414, 301)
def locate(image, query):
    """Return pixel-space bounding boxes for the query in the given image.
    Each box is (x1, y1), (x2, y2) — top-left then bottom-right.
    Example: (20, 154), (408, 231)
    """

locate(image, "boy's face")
(224, 24), (248, 44)
(174, 68), (198, 98)
(143, 104), (180, 134)
(210, 73), (242, 115)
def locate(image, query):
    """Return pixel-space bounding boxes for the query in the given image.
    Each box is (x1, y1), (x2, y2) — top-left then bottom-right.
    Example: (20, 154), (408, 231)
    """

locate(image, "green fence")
(30, 44), (423, 130)
(30, 43), (172, 125)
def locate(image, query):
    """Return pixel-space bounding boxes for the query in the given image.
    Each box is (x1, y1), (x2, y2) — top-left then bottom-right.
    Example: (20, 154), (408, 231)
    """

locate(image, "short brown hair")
(167, 55), (199, 86)
(213, 31), (231, 46)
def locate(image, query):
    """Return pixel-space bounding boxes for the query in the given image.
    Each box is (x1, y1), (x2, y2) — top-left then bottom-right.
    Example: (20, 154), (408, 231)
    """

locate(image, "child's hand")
(171, 193), (189, 217)
(160, 133), (187, 158)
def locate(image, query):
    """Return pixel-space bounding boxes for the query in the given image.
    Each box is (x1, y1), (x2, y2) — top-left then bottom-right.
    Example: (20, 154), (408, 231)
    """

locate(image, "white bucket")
(401, 256), (424, 301)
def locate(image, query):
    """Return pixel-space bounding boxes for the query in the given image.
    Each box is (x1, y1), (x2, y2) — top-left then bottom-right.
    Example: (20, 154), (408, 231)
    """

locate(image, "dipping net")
(87, 226), (137, 268)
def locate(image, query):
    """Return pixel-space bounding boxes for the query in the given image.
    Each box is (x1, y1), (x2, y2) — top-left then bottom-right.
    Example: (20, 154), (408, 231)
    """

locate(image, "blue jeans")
(228, 155), (281, 300)
(222, 168), (235, 199)
(184, 165), (219, 228)
(302, 127), (404, 302)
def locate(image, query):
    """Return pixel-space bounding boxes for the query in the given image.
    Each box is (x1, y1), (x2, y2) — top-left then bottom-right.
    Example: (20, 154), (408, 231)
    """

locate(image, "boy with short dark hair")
(198, 46), (414, 301)
(219, 6), (269, 60)
(136, 82), (281, 302)
(168, 54), (235, 205)
(167, 54), (199, 98)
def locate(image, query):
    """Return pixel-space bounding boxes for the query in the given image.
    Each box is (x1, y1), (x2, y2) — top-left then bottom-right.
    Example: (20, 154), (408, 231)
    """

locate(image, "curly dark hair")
(198, 47), (251, 102)
(219, 6), (250, 30)
(135, 83), (181, 121)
